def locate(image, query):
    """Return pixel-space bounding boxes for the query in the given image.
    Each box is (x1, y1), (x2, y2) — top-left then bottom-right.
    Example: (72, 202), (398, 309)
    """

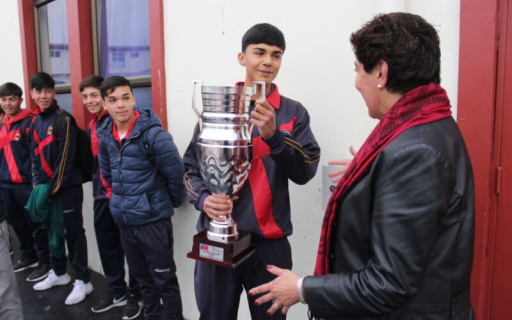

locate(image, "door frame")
(458, 0), (508, 319)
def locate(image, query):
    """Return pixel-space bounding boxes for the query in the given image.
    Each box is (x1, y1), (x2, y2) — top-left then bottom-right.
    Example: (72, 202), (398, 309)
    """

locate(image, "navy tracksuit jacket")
(184, 83), (321, 238)
(32, 102), (89, 281)
(0, 108), (49, 262)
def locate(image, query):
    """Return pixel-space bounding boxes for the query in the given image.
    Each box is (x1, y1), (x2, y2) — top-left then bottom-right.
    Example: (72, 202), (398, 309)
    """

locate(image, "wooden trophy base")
(187, 230), (255, 269)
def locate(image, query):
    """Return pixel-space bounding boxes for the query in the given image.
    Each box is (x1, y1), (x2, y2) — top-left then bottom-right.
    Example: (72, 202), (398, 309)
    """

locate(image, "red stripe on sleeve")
(279, 116), (297, 133)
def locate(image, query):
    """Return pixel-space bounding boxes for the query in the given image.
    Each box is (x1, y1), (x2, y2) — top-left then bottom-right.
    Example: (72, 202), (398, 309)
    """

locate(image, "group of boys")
(0, 23), (321, 320)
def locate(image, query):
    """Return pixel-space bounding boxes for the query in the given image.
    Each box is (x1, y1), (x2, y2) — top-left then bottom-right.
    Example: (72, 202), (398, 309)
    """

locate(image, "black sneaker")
(122, 295), (143, 320)
(26, 263), (51, 282)
(13, 256), (38, 273)
(91, 293), (127, 313)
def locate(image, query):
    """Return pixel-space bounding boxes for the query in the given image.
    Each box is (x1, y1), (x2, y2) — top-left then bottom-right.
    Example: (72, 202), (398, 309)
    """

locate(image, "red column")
(66, 0), (94, 129)
(17, 0), (38, 110)
(457, 0), (500, 318)
(149, 0), (168, 129)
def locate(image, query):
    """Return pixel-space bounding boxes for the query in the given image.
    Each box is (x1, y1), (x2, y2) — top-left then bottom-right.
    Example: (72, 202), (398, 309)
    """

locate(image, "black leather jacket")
(305, 117), (475, 320)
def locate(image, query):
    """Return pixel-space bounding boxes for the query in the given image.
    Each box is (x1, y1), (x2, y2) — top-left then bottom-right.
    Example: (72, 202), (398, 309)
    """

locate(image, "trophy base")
(187, 230), (255, 269)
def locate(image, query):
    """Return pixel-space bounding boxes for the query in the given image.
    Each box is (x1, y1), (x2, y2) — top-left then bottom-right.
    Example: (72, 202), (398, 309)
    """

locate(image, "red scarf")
(314, 84), (452, 275)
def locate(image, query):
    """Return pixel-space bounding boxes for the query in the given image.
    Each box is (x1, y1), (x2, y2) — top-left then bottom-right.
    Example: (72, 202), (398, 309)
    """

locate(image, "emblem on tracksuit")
(14, 133), (21, 141)
(47, 126), (53, 135)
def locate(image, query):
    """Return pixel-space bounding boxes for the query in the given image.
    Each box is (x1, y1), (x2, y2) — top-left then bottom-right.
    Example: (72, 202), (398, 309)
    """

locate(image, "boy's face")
(103, 85), (135, 126)
(238, 43), (283, 89)
(0, 95), (23, 117)
(30, 87), (55, 111)
(81, 87), (105, 117)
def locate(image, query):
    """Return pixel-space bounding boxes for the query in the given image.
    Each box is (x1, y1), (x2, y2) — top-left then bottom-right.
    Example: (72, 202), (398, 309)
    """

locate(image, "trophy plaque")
(187, 80), (265, 269)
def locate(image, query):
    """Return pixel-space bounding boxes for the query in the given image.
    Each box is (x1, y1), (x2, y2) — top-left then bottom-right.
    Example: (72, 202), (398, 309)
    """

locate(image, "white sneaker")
(33, 270), (71, 291)
(65, 280), (93, 305)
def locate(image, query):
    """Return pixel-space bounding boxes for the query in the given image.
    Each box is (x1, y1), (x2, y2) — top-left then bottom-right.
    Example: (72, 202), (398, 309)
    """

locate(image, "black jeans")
(120, 219), (183, 320)
(94, 199), (138, 297)
(0, 186), (49, 263)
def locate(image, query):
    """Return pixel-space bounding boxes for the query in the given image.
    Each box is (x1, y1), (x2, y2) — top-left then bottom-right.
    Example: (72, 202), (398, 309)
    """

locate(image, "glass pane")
(133, 87), (153, 111)
(96, 0), (151, 79)
(38, 0), (70, 85)
(56, 92), (73, 115)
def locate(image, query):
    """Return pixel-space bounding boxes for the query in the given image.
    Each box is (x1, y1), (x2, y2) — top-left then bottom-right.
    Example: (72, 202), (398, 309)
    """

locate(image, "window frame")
(18, 0), (168, 129)
(33, 0), (72, 94)
(91, 0), (153, 87)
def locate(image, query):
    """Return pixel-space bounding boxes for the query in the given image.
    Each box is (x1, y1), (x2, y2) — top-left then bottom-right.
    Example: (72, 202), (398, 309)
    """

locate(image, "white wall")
(0, 0), (25, 103)
(164, 1), (460, 319)
(0, 0), (460, 319)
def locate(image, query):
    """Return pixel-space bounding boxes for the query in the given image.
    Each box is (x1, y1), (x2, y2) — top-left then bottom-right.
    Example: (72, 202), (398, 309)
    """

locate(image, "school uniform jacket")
(0, 109), (37, 188)
(183, 83), (321, 239)
(87, 112), (112, 200)
(31, 103), (82, 195)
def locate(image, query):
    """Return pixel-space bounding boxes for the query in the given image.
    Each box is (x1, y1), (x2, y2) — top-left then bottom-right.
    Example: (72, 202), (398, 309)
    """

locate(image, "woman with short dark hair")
(249, 12), (475, 320)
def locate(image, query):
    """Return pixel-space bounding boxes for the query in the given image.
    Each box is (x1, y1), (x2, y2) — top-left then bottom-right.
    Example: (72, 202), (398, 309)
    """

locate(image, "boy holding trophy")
(184, 23), (321, 320)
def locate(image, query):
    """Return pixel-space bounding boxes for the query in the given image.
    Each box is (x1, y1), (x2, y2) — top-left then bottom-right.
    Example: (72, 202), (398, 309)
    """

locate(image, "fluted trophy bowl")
(193, 80), (265, 243)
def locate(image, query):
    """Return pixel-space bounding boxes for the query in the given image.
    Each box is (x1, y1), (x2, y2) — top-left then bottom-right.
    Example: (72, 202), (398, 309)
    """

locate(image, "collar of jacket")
(39, 102), (60, 118)
(97, 107), (161, 142)
(3, 109), (34, 127)
(91, 110), (109, 121)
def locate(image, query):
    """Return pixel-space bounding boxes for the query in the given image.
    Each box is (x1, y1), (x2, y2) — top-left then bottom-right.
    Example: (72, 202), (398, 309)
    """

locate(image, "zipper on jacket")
(117, 134), (139, 225)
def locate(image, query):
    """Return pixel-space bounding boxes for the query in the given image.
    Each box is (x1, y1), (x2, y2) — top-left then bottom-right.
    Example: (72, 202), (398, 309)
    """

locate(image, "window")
(36, 0), (70, 86)
(112, 52), (125, 69)
(35, 0), (72, 113)
(50, 50), (61, 58)
(95, 0), (151, 80)
(20, 0), (167, 126)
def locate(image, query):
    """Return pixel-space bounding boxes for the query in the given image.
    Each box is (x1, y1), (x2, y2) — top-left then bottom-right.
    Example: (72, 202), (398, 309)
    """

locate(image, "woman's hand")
(328, 146), (357, 183)
(249, 265), (301, 315)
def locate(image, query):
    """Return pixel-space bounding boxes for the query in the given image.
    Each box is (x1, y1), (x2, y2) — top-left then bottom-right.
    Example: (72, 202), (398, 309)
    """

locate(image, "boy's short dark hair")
(79, 75), (105, 92)
(350, 13), (441, 94)
(0, 82), (23, 98)
(100, 76), (133, 99)
(242, 23), (286, 52)
(30, 72), (55, 90)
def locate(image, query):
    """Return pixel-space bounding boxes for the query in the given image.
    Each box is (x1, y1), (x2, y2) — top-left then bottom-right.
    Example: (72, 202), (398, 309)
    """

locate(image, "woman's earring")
(377, 84), (382, 89)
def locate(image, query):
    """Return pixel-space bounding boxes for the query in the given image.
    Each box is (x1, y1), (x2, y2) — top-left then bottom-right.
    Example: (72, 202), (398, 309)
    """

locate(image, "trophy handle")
(249, 81), (266, 136)
(192, 80), (203, 127)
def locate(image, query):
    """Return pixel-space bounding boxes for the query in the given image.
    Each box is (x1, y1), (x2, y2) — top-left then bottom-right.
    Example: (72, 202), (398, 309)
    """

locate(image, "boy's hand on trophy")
(203, 194), (233, 222)
(251, 98), (276, 140)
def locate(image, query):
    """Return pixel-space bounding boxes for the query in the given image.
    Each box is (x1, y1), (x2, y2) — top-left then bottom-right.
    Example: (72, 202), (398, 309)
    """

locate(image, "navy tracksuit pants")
(94, 199), (138, 297)
(0, 186), (49, 263)
(51, 186), (90, 282)
(194, 237), (293, 320)
(119, 219), (183, 320)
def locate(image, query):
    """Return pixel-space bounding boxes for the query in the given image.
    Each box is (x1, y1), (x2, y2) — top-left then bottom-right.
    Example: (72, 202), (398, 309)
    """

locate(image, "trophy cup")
(187, 80), (265, 268)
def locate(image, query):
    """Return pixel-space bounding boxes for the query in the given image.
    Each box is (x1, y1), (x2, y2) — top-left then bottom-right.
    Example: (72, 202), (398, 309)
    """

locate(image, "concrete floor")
(9, 227), (150, 320)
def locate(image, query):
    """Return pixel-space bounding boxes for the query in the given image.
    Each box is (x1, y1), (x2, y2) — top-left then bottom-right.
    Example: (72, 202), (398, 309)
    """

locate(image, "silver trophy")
(187, 80), (264, 268)
(192, 80), (265, 242)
